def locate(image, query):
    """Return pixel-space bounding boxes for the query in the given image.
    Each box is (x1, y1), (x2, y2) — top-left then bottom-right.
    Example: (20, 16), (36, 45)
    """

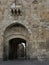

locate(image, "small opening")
(18, 9), (21, 15)
(11, 8), (22, 16)
(15, 9), (17, 15)
(8, 38), (26, 60)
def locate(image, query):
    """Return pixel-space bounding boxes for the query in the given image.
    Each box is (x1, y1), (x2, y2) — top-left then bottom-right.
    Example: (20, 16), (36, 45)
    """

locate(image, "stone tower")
(0, 0), (49, 61)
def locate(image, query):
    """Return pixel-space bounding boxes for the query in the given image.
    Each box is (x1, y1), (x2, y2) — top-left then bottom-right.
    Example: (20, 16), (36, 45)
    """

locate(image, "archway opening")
(3, 23), (30, 60)
(8, 38), (26, 60)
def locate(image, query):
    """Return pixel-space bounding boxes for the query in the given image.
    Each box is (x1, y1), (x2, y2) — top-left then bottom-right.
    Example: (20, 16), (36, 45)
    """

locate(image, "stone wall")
(0, 0), (49, 61)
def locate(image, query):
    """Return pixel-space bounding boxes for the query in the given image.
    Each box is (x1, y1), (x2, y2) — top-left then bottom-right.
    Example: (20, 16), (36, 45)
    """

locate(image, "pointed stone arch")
(3, 22), (30, 60)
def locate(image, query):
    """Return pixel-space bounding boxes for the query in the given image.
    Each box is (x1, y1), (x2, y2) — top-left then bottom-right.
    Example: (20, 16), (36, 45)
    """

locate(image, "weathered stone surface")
(0, 0), (49, 61)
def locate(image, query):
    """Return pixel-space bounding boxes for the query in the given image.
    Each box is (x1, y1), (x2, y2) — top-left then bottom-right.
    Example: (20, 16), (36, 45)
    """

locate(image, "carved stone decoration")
(9, 0), (25, 20)
(11, 3), (22, 16)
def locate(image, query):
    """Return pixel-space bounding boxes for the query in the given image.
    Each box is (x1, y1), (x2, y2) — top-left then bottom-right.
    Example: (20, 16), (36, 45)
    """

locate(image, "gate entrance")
(8, 38), (26, 60)
(3, 23), (30, 60)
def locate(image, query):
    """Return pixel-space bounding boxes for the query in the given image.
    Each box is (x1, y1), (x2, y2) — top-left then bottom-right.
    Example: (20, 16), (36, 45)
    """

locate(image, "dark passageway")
(8, 38), (26, 60)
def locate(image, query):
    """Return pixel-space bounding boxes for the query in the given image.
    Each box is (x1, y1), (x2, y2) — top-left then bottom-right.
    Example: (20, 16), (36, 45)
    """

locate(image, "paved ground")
(0, 60), (49, 65)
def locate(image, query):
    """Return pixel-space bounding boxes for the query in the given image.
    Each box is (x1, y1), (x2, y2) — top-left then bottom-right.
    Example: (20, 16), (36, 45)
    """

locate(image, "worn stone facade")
(0, 0), (49, 61)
